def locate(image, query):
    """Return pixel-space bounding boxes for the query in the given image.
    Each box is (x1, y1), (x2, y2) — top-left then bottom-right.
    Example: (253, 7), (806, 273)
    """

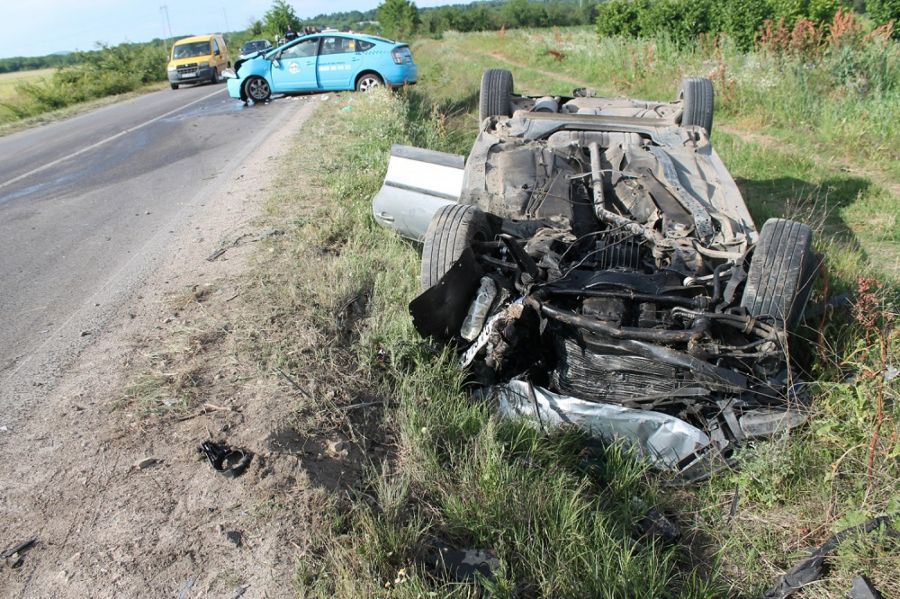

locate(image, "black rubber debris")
(426, 541), (500, 587)
(225, 530), (243, 547)
(200, 441), (253, 478)
(760, 516), (892, 599)
(2, 539), (36, 569)
(1, 539), (35, 559)
(640, 509), (681, 545)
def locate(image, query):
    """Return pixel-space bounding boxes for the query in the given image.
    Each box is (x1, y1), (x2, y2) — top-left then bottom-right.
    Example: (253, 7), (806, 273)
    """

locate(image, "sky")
(0, 0), (450, 59)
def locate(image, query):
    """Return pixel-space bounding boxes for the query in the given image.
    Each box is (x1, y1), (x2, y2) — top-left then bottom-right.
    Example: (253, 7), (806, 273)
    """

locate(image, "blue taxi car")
(223, 33), (417, 102)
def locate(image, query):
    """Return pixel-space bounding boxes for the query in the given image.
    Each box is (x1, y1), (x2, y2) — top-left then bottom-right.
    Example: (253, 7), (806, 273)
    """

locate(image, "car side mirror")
(273, 59), (281, 69)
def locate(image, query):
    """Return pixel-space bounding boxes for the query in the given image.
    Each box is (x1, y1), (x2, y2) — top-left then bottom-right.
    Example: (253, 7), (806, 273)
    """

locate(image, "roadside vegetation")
(0, 42), (167, 125)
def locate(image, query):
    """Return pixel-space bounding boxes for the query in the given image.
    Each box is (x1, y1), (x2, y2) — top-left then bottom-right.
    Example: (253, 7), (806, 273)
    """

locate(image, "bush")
(594, 0), (847, 49)
(637, 0), (718, 44)
(8, 42), (167, 119)
(867, 0), (900, 33)
(596, 0), (650, 38)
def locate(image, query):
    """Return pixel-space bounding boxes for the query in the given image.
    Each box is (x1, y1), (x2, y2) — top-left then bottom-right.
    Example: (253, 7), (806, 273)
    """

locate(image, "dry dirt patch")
(0, 98), (374, 598)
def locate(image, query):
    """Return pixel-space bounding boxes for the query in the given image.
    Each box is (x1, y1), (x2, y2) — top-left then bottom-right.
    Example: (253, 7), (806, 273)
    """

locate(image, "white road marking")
(0, 88), (227, 191)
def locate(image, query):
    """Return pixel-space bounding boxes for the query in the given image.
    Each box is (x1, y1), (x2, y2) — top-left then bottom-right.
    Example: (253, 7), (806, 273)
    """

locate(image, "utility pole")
(160, 5), (173, 49)
(160, 6), (169, 54)
(222, 8), (230, 33)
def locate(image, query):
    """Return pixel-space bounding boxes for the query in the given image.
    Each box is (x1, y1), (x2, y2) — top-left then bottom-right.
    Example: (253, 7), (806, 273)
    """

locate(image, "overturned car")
(373, 69), (818, 482)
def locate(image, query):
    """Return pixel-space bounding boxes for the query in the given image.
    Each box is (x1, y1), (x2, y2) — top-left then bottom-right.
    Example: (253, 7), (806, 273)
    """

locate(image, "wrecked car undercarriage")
(373, 69), (819, 482)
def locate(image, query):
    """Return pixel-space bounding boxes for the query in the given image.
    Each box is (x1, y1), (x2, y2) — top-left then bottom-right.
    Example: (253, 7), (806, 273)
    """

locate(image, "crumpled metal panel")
(494, 380), (711, 471)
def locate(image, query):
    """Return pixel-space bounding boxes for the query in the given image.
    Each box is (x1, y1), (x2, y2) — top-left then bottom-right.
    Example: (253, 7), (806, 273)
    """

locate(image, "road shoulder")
(0, 98), (322, 598)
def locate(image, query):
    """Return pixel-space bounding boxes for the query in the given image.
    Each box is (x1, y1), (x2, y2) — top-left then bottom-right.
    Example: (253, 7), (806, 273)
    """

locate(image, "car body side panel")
(372, 145), (465, 240)
(317, 37), (358, 89)
(378, 59), (417, 86)
(270, 56), (318, 92)
(702, 145), (759, 245)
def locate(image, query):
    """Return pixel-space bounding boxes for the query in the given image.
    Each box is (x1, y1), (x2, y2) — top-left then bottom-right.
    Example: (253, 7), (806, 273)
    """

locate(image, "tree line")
(0, 53), (80, 74)
(251, 0), (598, 42)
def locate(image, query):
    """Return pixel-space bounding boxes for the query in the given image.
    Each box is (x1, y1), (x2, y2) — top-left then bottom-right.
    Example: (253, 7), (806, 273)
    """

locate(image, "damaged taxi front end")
(373, 70), (818, 482)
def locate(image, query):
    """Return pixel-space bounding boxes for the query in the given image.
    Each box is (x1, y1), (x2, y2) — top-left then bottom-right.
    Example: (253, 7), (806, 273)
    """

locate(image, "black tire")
(170, 83), (179, 90)
(210, 69), (220, 84)
(479, 69), (514, 124)
(244, 76), (271, 102)
(421, 204), (492, 291)
(741, 218), (818, 330)
(678, 77), (714, 135)
(356, 73), (383, 92)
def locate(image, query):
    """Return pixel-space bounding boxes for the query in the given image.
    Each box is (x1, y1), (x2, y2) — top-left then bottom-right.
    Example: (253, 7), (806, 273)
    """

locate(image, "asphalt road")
(0, 82), (298, 423)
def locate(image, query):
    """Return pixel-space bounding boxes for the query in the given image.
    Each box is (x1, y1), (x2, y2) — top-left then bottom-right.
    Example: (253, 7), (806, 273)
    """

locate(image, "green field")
(0, 68), (55, 103)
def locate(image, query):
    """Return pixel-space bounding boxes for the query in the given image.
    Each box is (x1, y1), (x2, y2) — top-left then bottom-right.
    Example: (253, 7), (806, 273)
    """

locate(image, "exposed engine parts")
(375, 70), (818, 482)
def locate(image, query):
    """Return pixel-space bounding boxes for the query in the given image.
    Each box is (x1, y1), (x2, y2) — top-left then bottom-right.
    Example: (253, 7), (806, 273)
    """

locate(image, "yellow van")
(167, 34), (231, 89)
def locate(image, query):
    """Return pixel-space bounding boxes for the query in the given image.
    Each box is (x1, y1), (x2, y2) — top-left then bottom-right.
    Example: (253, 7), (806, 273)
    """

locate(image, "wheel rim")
(358, 76), (381, 92)
(247, 78), (270, 101)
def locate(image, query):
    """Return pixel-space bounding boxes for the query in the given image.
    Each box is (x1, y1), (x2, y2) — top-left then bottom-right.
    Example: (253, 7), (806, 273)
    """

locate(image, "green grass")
(1, 43), (167, 126)
(0, 81), (168, 136)
(710, 130), (900, 279)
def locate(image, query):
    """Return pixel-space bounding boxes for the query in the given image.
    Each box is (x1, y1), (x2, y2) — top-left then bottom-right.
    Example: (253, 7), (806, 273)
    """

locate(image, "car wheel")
(244, 77), (271, 102)
(740, 218), (818, 330)
(678, 77), (714, 135)
(421, 204), (492, 291)
(356, 73), (383, 92)
(210, 69), (220, 84)
(170, 83), (179, 90)
(479, 68), (514, 124)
